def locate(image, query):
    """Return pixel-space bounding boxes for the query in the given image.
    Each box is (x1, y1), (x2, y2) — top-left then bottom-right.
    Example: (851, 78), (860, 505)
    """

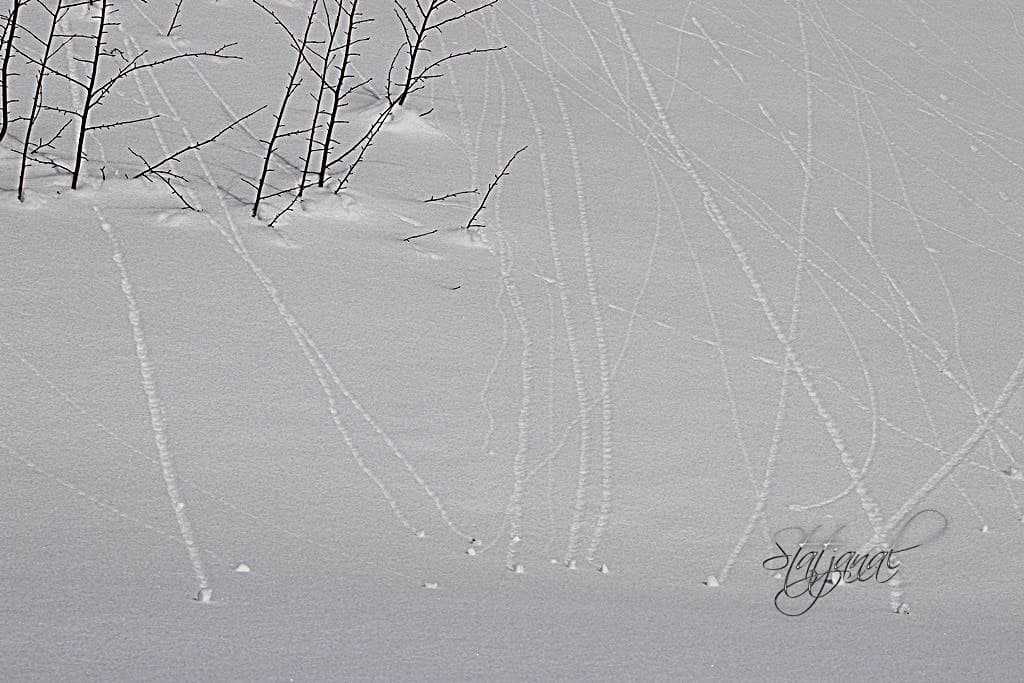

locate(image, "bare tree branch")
(128, 146), (199, 211)
(424, 187), (477, 202)
(18, 0), (65, 201)
(402, 228), (437, 241)
(463, 145), (526, 230)
(0, 0), (28, 142)
(167, 0), (184, 37)
(66, 0), (238, 189)
(252, 0), (318, 219)
(393, 0), (501, 107)
(317, 0), (369, 188)
(132, 106), (264, 178)
(85, 113), (159, 132)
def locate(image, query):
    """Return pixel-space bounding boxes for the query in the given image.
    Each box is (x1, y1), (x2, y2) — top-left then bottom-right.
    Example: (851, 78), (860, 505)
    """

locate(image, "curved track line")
(94, 207), (210, 593)
(527, 0), (615, 567)
(493, 20), (596, 569)
(0, 436), (227, 566)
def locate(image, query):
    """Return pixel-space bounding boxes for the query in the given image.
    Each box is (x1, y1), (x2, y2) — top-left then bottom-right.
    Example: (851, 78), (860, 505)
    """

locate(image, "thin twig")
(167, 0), (184, 37)
(132, 106), (264, 178)
(402, 228), (437, 241)
(463, 145), (527, 230)
(424, 188), (477, 203)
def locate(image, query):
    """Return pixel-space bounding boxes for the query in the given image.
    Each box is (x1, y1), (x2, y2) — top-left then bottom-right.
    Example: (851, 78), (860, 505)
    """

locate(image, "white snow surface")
(3, 0), (1024, 679)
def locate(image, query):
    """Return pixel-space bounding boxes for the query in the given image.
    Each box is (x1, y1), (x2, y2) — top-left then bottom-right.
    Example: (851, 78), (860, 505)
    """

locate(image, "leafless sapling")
(299, 0), (345, 197)
(58, 0), (238, 190)
(250, 91), (392, 206)
(1, 0), (29, 143)
(391, 0), (501, 108)
(250, 0), (318, 218)
(314, 0), (369, 189)
(166, 0), (184, 37)
(18, 0), (66, 202)
(462, 145), (526, 230)
(326, 97), (394, 193)
(69, 0), (111, 189)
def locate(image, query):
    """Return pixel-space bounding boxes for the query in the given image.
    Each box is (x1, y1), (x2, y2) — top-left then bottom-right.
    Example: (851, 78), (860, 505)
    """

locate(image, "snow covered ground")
(3, 0), (1024, 679)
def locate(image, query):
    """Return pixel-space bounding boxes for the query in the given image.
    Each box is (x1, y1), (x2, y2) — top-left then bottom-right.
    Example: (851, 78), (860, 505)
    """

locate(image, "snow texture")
(2, 0), (1024, 679)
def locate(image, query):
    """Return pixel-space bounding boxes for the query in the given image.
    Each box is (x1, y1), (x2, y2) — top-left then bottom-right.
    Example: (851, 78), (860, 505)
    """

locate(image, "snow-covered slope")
(2, 0), (1024, 678)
